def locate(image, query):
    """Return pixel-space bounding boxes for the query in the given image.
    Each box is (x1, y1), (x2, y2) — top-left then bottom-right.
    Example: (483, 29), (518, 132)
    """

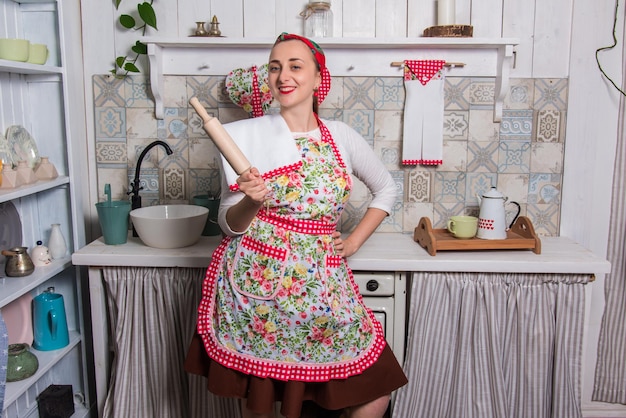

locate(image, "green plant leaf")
(112, 0), (159, 77)
(124, 62), (140, 73)
(119, 14), (136, 29)
(131, 41), (147, 55)
(138, 3), (157, 30)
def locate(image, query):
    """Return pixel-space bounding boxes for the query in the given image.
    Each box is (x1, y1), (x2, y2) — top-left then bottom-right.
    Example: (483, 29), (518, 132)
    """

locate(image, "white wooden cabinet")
(0, 0), (92, 416)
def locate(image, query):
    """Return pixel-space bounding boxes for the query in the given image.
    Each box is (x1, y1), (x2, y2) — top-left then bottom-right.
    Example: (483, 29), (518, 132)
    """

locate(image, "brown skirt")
(185, 333), (408, 418)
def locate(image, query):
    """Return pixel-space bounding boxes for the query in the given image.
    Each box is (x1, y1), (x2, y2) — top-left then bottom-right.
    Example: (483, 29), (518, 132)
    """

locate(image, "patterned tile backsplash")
(93, 74), (567, 236)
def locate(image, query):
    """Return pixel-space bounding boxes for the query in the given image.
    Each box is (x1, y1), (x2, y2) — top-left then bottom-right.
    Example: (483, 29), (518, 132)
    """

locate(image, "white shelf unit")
(142, 36), (518, 122)
(0, 0), (92, 416)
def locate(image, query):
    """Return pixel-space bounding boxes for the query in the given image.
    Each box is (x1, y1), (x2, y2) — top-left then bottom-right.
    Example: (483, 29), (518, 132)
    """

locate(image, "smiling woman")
(184, 33), (405, 418)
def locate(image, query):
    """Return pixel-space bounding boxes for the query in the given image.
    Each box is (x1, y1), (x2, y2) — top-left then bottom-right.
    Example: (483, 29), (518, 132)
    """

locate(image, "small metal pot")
(2, 246), (35, 277)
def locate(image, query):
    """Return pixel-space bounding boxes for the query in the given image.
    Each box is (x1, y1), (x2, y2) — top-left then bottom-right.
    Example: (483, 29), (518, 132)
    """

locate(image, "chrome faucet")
(128, 140), (174, 211)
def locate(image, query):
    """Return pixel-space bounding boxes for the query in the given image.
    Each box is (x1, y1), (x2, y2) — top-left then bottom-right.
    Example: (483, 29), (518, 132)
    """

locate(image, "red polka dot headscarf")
(274, 32), (331, 104)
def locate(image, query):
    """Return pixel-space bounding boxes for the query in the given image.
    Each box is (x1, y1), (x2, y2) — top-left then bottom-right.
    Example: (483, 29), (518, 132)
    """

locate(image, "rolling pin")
(189, 97), (252, 175)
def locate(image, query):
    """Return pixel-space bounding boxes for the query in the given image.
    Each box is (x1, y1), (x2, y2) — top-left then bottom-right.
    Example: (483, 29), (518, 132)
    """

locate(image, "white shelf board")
(0, 59), (62, 75)
(0, 176), (70, 203)
(143, 36), (519, 48)
(0, 257), (72, 308)
(9, 0), (57, 4)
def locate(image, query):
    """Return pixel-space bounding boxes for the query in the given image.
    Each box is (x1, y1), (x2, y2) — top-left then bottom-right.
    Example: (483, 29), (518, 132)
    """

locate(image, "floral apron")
(197, 120), (386, 382)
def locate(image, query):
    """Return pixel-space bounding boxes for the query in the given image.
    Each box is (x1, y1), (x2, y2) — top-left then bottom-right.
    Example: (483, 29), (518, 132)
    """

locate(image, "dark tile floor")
(299, 401), (391, 417)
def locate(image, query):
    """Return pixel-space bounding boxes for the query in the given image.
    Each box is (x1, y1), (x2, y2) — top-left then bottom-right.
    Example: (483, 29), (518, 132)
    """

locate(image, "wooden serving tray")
(413, 216), (541, 256)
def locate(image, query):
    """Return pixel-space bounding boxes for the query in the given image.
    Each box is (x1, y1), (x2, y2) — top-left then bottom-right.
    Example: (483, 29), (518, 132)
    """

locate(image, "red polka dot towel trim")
(404, 60), (446, 85)
(402, 158), (443, 166)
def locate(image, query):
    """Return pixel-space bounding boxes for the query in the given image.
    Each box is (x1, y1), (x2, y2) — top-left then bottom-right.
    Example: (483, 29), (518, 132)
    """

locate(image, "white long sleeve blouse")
(217, 118), (397, 236)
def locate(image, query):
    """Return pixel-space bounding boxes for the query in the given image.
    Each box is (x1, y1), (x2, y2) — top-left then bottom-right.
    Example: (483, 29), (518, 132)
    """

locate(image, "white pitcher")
(476, 187), (520, 240)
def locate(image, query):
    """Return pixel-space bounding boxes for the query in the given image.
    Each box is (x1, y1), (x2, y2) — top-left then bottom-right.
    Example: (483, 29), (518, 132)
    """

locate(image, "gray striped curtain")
(393, 272), (591, 418)
(592, 31), (626, 404)
(102, 267), (241, 418)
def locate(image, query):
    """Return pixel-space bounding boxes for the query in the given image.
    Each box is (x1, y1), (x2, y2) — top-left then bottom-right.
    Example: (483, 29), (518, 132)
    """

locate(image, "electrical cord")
(595, 0), (626, 96)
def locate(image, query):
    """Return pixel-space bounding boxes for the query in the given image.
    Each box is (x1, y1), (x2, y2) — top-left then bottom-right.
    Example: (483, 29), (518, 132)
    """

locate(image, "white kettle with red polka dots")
(476, 186), (521, 240)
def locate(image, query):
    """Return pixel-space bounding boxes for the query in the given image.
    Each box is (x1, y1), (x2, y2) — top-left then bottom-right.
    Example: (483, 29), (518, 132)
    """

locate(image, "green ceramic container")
(6, 343), (39, 382)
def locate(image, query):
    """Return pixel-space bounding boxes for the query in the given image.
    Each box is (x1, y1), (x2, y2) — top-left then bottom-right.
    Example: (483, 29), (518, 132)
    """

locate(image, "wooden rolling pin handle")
(189, 97), (252, 175)
(189, 97), (212, 123)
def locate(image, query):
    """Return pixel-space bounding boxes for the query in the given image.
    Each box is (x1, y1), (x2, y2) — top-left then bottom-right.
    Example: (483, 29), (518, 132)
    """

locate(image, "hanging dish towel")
(225, 64), (273, 118)
(402, 60), (446, 165)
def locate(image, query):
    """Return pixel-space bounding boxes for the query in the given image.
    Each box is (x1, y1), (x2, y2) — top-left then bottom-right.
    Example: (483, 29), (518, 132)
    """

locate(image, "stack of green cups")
(192, 195), (221, 236)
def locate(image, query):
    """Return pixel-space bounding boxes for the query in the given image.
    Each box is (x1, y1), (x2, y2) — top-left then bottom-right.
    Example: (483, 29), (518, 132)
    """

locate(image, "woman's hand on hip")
(332, 231), (358, 258)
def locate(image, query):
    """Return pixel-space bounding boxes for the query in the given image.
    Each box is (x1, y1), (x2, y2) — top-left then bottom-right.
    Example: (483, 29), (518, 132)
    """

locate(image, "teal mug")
(32, 290), (70, 351)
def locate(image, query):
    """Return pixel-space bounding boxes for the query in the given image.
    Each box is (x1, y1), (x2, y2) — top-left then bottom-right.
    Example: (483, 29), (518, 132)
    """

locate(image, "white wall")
(565, 1), (624, 415)
(79, 0), (625, 415)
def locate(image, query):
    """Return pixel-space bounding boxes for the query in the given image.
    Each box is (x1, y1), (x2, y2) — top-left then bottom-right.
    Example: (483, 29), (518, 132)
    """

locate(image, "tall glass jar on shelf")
(302, 0), (333, 37)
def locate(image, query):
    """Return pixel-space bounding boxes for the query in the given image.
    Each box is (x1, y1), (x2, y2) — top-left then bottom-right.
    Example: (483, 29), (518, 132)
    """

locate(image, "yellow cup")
(447, 216), (478, 239)
(27, 43), (48, 65)
(0, 38), (30, 62)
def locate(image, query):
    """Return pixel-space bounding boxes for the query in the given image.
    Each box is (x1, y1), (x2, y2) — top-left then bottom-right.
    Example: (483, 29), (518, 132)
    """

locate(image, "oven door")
(352, 271), (406, 366)
(362, 295), (395, 354)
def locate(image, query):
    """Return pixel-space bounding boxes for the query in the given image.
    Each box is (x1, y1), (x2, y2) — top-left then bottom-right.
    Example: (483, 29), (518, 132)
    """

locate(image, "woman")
(185, 33), (407, 418)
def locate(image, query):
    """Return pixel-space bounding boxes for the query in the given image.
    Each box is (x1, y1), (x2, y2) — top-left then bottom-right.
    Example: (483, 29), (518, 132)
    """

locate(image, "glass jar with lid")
(302, 0), (333, 38)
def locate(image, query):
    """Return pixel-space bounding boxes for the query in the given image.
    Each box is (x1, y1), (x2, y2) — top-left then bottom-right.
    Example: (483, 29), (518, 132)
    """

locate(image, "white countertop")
(72, 233), (610, 275)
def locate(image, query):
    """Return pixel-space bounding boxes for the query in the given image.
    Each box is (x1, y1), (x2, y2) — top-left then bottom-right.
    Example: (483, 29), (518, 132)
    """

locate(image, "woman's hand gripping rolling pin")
(237, 167), (270, 207)
(189, 97), (271, 219)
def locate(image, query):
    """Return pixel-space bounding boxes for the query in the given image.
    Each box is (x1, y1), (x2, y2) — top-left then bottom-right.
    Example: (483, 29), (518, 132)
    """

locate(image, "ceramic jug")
(32, 288), (69, 351)
(476, 186), (521, 240)
(48, 223), (67, 259)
